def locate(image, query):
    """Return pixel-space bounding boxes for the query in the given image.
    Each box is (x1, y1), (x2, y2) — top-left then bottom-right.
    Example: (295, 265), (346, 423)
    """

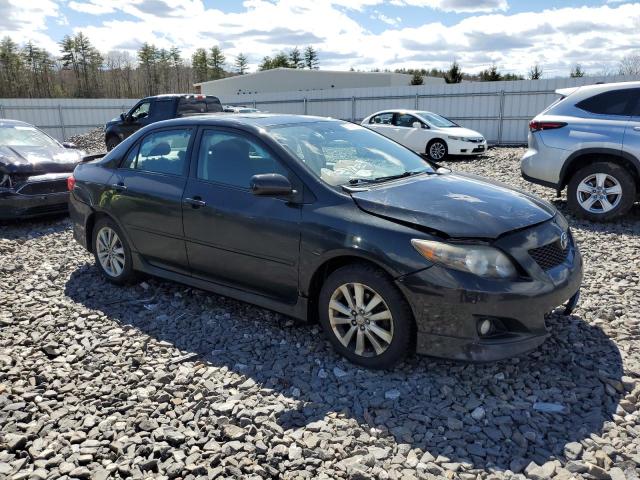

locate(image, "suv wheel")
(318, 264), (413, 369)
(92, 217), (136, 284)
(567, 162), (636, 221)
(427, 139), (448, 161)
(106, 136), (120, 151)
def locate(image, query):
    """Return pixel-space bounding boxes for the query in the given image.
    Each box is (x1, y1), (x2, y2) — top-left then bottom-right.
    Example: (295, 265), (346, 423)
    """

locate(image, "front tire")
(318, 264), (414, 369)
(567, 162), (635, 221)
(427, 139), (448, 162)
(92, 217), (136, 284)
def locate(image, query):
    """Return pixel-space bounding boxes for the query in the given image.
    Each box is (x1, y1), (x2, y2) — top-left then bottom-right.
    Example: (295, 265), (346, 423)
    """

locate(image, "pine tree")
(235, 53), (248, 74)
(479, 64), (502, 81)
(271, 52), (290, 68)
(0, 37), (25, 96)
(528, 64), (543, 80)
(289, 47), (303, 69)
(169, 47), (183, 91)
(570, 64), (585, 77)
(410, 72), (423, 85)
(208, 46), (226, 79)
(259, 56), (273, 71)
(303, 46), (319, 69)
(444, 61), (463, 84)
(191, 48), (208, 83)
(138, 43), (159, 96)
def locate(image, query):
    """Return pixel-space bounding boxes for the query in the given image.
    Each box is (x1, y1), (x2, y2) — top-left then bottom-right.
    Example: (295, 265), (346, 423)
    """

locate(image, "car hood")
(437, 126), (484, 138)
(0, 145), (85, 175)
(350, 172), (556, 239)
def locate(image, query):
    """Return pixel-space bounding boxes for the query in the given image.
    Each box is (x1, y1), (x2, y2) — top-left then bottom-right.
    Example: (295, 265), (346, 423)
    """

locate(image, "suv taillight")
(67, 175), (76, 191)
(529, 120), (567, 132)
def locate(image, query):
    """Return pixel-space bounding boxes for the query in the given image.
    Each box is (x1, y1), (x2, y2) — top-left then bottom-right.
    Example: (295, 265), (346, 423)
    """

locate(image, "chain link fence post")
(497, 90), (506, 146)
(57, 104), (67, 140)
(0, 104), (4, 119)
(303, 97), (308, 115)
(351, 96), (356, 122)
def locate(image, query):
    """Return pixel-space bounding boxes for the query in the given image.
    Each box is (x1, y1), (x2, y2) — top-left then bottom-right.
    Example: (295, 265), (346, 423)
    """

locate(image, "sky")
(1, 0), (639, 77)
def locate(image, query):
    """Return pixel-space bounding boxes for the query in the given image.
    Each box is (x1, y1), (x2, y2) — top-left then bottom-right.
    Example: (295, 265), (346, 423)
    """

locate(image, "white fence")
(1, 74), (638, 144)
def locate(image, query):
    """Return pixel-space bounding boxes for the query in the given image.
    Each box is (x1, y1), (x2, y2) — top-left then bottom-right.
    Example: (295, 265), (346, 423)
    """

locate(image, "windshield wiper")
(348, 169), (430, 185)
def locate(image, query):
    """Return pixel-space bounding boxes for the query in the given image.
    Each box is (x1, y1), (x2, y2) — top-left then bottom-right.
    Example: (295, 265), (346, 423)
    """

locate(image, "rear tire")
(92, 217), (136, 285)
(427, 139), (448, 162)
(106, 136), (120, 151)
(318, 263), (414, 369)
(567, 162), (635, 221)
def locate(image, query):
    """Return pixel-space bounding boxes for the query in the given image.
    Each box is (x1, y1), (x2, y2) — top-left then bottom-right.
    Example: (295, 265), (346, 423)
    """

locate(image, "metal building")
(194, 68), (444, 97)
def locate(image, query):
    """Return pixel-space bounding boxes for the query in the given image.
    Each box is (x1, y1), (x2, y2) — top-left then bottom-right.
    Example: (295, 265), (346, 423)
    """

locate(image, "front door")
(182, 128), (302, 302)
(392, 112), (427, 152)
(122, 100), (153, 139)
(108, 127), (194, 272)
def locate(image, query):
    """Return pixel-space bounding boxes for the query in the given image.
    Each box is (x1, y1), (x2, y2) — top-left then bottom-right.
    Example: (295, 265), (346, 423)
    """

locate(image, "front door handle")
(111, 182), (127, 191)
(184, 197), (207, 208)
(633, 126), (640, 131)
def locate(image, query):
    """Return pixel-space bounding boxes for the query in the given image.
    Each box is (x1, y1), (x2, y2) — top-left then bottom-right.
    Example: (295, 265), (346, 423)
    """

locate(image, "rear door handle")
(184, 197), (207, 208)
(111, 182), (127, 191)
(633, 126), (640, 131)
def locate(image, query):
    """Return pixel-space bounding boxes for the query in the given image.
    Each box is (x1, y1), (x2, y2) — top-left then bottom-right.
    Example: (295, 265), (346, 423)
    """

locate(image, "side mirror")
(250, 173), (293, 196)
(120, 113), (126, 121)
(62, 142), (77, 149)
(412, 121), (422, 129)
(436, 167), (451, 174)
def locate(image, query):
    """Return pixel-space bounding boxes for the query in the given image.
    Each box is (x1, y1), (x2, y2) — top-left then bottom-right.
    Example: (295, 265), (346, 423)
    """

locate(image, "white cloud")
(67, 1), (115, 15)
(396, 0), (508, 13)
(0, 0), (60, 51)
(5, 0), (640, 77)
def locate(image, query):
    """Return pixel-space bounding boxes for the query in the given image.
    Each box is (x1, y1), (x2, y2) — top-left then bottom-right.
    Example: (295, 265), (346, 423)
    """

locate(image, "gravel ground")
(1, 143), (640, 480)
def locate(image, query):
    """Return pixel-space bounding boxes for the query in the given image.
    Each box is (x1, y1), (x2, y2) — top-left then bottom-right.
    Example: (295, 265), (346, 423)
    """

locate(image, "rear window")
(576, 89), (638, 116)
(177, 96), (223, 115)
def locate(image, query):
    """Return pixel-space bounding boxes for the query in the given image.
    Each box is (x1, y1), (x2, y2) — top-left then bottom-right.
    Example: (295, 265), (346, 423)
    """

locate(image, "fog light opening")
(478, 318), (493, 337)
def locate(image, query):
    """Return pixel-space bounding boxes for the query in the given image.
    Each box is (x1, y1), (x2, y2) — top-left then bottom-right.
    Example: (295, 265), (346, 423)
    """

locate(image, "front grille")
(529, 240), (569, 271)
(17, 180), (68, 196)
(468, 138), (484, 143)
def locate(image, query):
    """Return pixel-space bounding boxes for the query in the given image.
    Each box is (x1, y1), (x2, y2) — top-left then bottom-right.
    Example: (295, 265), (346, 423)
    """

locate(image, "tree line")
(1, 31), (638, 98)
(0, 33), (321, 98)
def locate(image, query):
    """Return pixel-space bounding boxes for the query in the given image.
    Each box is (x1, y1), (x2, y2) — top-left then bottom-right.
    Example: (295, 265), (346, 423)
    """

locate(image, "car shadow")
(547, 197), (640, 237)
(64, 264), (625, 473)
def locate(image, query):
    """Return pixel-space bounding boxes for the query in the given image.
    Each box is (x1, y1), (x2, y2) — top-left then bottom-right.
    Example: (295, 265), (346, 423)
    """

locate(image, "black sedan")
(1, 119), (85, 219)
(68, 114), (582, 369)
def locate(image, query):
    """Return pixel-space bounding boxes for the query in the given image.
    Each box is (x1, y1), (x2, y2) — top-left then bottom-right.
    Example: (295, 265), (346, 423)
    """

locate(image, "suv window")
(197, 130), (287, 188)
(150, 99), (174, 120)
(370, 112), (393, 125)
(177, 96), (223, 116)
(394, 113), (419, 128)
(123, 129), (192, 175)
(576, 89), (637, 116)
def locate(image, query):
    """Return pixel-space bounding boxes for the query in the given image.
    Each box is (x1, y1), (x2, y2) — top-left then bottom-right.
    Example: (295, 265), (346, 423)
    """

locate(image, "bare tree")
(619, 53), (640, 75)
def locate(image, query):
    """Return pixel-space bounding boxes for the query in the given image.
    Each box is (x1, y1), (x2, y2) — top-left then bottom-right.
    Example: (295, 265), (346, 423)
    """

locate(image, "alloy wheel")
(576, 173), (622, 214)
(328, 282), (394, 357)
(96, 226), (126, 277)
(429, 142), (446, 160)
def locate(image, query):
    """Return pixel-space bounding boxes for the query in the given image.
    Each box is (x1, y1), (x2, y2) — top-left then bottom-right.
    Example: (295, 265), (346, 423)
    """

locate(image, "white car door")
(365, 112), (397, 141)
(392, 113), (430, 153)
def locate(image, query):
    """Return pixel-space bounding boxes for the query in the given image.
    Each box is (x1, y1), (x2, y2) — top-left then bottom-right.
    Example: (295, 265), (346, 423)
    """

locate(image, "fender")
(559, 147), (640, 188)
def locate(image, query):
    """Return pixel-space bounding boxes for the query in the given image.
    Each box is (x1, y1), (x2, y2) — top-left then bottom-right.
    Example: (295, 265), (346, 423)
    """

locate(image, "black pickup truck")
(104, 94), (223, 150)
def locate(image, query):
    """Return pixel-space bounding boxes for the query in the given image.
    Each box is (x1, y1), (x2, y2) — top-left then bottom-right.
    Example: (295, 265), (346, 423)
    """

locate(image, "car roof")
(141, 93), (220, 100)
(368, 109), (434, 116)
(557, 80), (640, 98)
(150, 113), (339, 129)
(0, 119), (34, 127)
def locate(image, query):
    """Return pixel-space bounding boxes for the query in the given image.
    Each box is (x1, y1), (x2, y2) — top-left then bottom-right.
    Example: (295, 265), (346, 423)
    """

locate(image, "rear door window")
(177, 96), (223, 115)
(576, 89), (639, 116)
(122, 129), (192, 176)
(369, 112), (394, 125)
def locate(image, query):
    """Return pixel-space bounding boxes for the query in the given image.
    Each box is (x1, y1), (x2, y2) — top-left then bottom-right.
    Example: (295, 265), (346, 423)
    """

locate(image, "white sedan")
(361, 110), (487, 161)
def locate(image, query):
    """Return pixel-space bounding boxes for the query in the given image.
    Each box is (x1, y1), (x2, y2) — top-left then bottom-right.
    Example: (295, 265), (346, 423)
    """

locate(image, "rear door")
(366, 112), (397, 141)
(621, 89), (640, 158)
(108, 127), (194, 272)
(181, 128), (302, 302)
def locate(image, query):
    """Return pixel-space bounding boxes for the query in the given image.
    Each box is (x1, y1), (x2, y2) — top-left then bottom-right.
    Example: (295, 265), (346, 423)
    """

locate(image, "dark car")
(0, 119), (86, 220)
(105, 94), (223, 151)
(69, 114), (582, 369)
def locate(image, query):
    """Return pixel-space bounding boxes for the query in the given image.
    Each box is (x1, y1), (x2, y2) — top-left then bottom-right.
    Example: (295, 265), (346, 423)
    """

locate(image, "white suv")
(362, 110), (487, 161)
(521, 81), (640, 221)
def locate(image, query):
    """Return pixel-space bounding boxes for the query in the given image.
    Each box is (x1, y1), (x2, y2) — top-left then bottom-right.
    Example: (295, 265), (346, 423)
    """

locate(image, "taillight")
(67, 175), (76, 191)
(529, 120), (567, 132)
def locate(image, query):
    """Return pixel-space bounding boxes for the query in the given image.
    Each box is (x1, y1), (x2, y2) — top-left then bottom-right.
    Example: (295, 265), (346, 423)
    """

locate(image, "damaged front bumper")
(0, 172), (70, 219)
